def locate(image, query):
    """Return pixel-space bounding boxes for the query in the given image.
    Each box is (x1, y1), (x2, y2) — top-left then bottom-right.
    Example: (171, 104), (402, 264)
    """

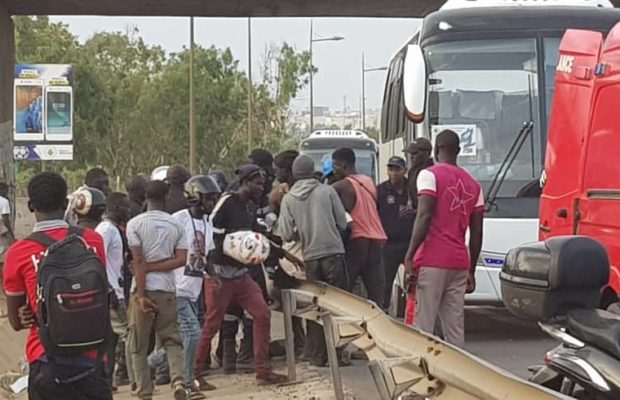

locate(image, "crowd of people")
(0, 128), (483, 400)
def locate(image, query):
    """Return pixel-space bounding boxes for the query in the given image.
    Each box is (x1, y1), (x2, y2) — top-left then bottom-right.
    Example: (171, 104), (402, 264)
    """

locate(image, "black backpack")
(29, 227), (110, 381)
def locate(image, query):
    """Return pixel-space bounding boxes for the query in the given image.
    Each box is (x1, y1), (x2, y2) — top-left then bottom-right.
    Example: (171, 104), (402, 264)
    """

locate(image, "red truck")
(540, 21), (620, 307)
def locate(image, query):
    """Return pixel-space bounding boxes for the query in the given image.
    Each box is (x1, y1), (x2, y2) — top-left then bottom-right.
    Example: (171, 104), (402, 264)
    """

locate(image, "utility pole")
(189, 16), (196, 174)
(361, 52), (365, 131)
(247, 17), (252, 152)
(361, 54), (388, 132)
(309, 20), (344, 135)
(309, 19), (314, 134)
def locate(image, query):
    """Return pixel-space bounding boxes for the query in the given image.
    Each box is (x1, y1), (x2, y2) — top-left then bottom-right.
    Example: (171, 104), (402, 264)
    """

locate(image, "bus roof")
(421, 6), (620, 43)
(390, 1), (618, 61)
(440, 0), (612, 9)
(300, 130), (378, 152)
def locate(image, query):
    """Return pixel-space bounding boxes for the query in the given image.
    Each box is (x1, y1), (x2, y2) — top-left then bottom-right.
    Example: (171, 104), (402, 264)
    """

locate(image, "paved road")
(64, 306), (559, 400)
(319, 306), (558, 400)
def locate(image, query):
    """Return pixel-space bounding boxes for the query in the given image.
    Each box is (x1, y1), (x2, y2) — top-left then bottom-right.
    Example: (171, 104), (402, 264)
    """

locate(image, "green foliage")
(13, 17), (312, 190)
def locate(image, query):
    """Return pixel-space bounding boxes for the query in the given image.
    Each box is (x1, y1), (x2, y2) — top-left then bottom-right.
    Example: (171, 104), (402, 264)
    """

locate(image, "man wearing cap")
(377, 156), (414, 310)
(193, 164), (287, 387)
(248, 149), (276, 214)
(402, 138), (434, 324)
(277, 155), (349, 367)
(404, 138), (434, 205)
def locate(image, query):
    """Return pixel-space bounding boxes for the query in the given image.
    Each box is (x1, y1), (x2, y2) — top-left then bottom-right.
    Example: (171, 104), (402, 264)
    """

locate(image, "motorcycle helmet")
(223, 231), (270, 266)
(74, 187), (106, 217)
(184, 175), (221, 206)
(150, 165), (170, 181)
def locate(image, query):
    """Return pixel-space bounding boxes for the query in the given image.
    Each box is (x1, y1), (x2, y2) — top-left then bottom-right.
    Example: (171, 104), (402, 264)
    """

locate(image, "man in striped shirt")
(126, 181), (188, 400)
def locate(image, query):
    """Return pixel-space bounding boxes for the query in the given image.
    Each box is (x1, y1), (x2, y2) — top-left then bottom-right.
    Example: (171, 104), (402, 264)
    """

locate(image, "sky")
(49, 17), (421, 112)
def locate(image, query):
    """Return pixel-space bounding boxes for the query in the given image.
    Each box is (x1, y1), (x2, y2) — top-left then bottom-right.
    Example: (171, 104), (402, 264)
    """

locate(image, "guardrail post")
(322, 313), (345, 400)
(281, 289), (297, 382)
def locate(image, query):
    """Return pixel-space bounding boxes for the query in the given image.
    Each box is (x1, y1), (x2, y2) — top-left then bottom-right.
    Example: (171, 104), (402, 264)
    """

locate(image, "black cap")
(249, 149), (274, 168)
(404, 138), (432, 154)
(235, 164), (263, 183)
(387, 156), (406, 170)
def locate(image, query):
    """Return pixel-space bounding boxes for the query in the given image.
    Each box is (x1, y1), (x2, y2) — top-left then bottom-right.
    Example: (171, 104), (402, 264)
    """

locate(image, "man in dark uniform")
(377, 156), (414, 310)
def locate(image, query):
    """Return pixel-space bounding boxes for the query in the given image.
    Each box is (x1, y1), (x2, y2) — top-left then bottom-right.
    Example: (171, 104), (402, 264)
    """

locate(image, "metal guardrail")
(280, 282), (571, 400)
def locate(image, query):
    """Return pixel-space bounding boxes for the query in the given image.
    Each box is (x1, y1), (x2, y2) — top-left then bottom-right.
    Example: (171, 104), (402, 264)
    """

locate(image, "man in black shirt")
(193, 165), (287, 388)
(126, 175), (148, 219)
(377, 156), (414, 309)
(405, 138), (434, 206)
(165, 165), (191, 214)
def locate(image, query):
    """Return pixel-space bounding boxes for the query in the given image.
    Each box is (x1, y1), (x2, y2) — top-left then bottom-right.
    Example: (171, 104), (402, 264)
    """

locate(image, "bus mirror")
(403, 44), (426, 123)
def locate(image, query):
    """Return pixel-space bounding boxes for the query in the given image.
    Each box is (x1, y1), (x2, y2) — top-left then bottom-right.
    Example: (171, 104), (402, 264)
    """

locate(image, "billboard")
(13, 64), (74, 161)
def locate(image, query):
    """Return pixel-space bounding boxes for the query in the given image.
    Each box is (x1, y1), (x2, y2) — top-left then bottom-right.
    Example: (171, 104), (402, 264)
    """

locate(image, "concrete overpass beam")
(0, 0), (14, 207)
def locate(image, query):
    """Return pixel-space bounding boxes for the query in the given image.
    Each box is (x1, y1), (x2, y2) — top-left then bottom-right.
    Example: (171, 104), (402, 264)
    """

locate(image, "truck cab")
(540, 22), (620, 306)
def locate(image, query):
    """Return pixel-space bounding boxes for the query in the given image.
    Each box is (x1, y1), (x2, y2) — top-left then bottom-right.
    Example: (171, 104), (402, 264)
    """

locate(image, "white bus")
(381, 0), (620, 306)
(300, 130), (379, 183)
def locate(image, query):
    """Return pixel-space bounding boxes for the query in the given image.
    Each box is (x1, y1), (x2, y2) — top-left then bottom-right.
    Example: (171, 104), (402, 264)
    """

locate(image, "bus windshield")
(426, 38), (544, 197)
(302, 148), (377, 182)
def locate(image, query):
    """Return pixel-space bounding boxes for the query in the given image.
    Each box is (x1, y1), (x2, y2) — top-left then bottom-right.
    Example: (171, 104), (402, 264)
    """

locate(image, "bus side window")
(395, 57), (406, 139)
(388, 56), (403, 141)
(382, 58), (398, 142)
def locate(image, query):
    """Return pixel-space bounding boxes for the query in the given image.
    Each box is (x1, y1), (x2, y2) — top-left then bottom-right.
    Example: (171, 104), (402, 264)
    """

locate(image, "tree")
(13, 17), (313, 188)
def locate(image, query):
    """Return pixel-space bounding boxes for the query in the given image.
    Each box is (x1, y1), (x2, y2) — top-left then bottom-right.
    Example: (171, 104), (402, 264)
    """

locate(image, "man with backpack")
(3, 172), (112, 400)
(127, 180), (188, 400)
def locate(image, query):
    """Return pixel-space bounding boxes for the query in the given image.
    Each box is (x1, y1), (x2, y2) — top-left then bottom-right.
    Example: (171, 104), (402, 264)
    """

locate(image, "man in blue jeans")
(173, 176), (221, 398)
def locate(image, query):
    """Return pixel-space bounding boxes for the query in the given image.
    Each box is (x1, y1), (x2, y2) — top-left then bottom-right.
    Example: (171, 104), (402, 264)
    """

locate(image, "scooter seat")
(567, 309), (620, 359)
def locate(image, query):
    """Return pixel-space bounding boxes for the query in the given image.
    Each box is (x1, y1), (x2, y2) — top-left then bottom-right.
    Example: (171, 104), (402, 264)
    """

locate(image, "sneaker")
(173, 382), (187, 400)
(256, 371), (288, 386)
(188, 388), (208, 400)
(194, 377), (217, 392)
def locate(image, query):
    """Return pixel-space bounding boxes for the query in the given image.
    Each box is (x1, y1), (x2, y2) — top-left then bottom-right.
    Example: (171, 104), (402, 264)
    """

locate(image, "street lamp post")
(189, 16), (196, 174)
(361, 52), (387, 132)
(247, 17), (252, 153)
(309, 19), (344, 134)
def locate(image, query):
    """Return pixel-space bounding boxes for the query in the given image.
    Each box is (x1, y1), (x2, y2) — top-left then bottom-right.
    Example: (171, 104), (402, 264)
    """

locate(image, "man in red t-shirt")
(404, 130), (484, 347)
(3, 172), (112, 400)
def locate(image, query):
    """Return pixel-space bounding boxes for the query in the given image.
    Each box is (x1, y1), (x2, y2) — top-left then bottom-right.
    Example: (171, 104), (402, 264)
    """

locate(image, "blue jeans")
(177, 296), (202, 385)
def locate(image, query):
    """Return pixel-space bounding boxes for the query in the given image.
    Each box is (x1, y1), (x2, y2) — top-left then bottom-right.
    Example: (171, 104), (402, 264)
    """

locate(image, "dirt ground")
(0, 199), (355, 399)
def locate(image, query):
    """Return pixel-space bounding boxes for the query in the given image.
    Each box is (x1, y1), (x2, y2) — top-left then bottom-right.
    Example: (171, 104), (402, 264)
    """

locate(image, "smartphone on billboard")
(14, 79), (45, 141)
(44, 86), (73, 142)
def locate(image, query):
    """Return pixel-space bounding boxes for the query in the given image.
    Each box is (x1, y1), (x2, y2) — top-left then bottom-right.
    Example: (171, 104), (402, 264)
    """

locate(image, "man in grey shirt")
(277, 154), (349, 367)
(126, 180), (188, 400)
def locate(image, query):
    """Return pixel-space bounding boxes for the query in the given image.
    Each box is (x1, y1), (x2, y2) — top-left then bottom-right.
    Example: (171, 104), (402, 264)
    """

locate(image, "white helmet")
(223, 231), (270, 266)
(150, 165), (170, 181)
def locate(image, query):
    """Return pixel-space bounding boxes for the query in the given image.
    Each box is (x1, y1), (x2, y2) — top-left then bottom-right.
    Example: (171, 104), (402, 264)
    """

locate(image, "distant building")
(287, 106), (381, 138)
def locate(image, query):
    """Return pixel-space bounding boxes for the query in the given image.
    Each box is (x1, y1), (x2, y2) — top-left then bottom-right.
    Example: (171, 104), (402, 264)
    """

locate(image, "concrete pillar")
(0, 0), (14, 207)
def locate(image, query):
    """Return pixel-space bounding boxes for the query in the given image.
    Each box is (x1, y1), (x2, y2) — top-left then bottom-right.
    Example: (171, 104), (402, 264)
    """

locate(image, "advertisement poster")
(45, 87), (73, 140)
(13, 79), (44, 141)
(13, 64), (74, 160)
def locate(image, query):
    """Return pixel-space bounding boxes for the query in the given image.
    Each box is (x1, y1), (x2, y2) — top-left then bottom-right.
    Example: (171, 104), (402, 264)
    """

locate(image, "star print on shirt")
(447, 179), (476, 215)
